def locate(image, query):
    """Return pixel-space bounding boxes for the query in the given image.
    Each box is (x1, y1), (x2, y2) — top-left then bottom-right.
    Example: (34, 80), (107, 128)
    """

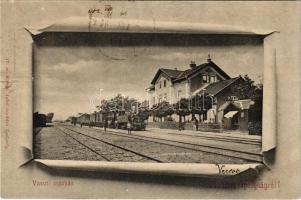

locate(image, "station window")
(163, 80), (167, 87)
(159, 81), (162, 89)
(202, 75), (208, 83)
(210, 75), (216, 83)
(230, 96), (239, 101)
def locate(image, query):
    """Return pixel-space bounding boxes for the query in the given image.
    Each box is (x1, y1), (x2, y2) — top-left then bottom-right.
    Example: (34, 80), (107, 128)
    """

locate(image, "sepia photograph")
(33, 31), (264, 165)
(1, 1), (300, 198)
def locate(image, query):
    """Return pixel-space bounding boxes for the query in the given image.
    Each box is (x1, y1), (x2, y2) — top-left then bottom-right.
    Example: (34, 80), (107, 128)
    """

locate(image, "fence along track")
(64, 125), (263, 162)
(58, 126), (164, 163)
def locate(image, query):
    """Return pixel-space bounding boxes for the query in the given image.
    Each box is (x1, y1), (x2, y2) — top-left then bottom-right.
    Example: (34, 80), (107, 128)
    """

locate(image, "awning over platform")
(224, 111), (238, 118)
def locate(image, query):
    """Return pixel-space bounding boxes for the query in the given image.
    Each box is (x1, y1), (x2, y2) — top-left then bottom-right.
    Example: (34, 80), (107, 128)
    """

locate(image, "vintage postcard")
(33, 33), (264, 165)
(1, 1), (300, 199)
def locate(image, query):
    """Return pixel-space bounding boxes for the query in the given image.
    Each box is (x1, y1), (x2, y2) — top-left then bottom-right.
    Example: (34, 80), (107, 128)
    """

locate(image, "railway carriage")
(74, 111), (146, 130)
(95, 111), (106, 127)
(33, 112), (47, 127)
(77, 113), (90, 126)
(89, 112), (97, 126)
(71, 117), (77, 125)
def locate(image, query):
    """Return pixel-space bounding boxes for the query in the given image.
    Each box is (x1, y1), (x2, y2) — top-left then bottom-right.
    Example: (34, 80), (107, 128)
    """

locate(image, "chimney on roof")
(190, 61), (196, 69)
(207, 54), (212, 63)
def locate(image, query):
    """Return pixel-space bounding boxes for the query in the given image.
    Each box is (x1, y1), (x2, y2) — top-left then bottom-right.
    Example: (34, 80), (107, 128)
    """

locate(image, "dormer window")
(202, 75), (208, 83)
(210, 75), (216, 83)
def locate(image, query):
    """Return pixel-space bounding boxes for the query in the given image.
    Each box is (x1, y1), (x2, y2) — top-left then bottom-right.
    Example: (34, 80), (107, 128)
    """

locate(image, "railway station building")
(146, 57), (254, 128)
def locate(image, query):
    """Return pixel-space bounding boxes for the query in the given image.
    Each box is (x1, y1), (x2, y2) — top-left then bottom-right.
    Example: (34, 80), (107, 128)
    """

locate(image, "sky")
(34, 44), (263, 120)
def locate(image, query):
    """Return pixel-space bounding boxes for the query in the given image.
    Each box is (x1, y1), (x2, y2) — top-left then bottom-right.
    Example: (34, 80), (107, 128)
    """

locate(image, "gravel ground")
(65, 125), (252, 164)
(34, 126), (106, 161)
(34, 124), (254, 163)
(57, 127), (157, 162)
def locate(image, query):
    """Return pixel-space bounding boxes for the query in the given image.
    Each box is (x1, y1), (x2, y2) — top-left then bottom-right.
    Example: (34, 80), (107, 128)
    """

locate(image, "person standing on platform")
(192, 118), (196, 131)
(115, 120), (118, 129)
(104, 119), (107, 134)
(127, 120), (132, 135)
(195, 118), (199, 131)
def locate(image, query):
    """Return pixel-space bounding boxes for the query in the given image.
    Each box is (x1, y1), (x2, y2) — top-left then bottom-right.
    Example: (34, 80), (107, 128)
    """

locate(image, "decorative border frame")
(22, 17), (278, 178)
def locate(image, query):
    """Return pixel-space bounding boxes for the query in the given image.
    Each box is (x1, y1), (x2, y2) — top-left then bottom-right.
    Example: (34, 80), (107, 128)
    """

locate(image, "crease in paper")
(262, 32), (278, 153)
(35, 159), (263, 177)
(25, 17), (276, 36)
(19, 41), (34, 166)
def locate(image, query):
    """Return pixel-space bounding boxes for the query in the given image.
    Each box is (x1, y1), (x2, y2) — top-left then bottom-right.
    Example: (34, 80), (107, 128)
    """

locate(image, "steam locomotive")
(74, 111), (146, 131)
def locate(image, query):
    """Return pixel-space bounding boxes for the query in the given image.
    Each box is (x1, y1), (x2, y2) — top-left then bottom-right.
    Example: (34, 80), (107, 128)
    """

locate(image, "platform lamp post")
(202, 89), (206, 112)
(202, 89), (206, 122)
(208, 94), (215, 123)
(197, 88), (207, 122)
(208, 94), (214, 110)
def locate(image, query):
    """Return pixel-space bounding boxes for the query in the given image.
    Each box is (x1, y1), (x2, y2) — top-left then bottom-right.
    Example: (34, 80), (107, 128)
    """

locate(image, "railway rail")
(56, 126), (163, 163)
(62, 125), (263, 162)
(164, 131), (261, 145)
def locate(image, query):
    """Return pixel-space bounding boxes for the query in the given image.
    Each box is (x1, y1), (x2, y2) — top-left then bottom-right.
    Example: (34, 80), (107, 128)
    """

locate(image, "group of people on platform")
(101, 119), (133, 135)
(178, 118), (199, 131)
(76, 118), (133, 135)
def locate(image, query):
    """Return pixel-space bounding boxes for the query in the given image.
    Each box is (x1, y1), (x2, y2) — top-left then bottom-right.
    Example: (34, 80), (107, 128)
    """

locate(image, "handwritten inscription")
(216, 164), (240, 175)
(88, 5), (114, 31)
(88, 8), (100, 15)
(4, 58), (11, 150)
(88, 5), (113, 18)
(87, 6), (130, 32)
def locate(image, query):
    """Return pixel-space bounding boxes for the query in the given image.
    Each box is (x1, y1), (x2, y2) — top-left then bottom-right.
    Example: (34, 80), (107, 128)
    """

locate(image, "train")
(33, 112), (47, 127)
(73, 110), (146, 131)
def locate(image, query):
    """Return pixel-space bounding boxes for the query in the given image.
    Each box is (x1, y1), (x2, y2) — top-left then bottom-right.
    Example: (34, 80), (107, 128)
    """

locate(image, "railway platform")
(89, 126), (261, 153)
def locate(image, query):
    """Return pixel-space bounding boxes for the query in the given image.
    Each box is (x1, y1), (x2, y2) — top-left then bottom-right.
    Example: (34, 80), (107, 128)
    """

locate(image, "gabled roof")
(150, 60), (231, 85)
(191, 76), (243, 97)
(191, 83), (210, 96)
(161, 68), (184, 78)
(203, 76), (242, 96)
(173, 61), (231, 83)
(150, 68), (184, 84)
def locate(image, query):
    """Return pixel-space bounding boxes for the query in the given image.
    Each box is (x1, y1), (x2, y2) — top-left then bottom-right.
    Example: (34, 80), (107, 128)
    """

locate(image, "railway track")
(63, 125), (263, 162)
(164, 131), (261, 145)
(56, 126), (163, 163)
